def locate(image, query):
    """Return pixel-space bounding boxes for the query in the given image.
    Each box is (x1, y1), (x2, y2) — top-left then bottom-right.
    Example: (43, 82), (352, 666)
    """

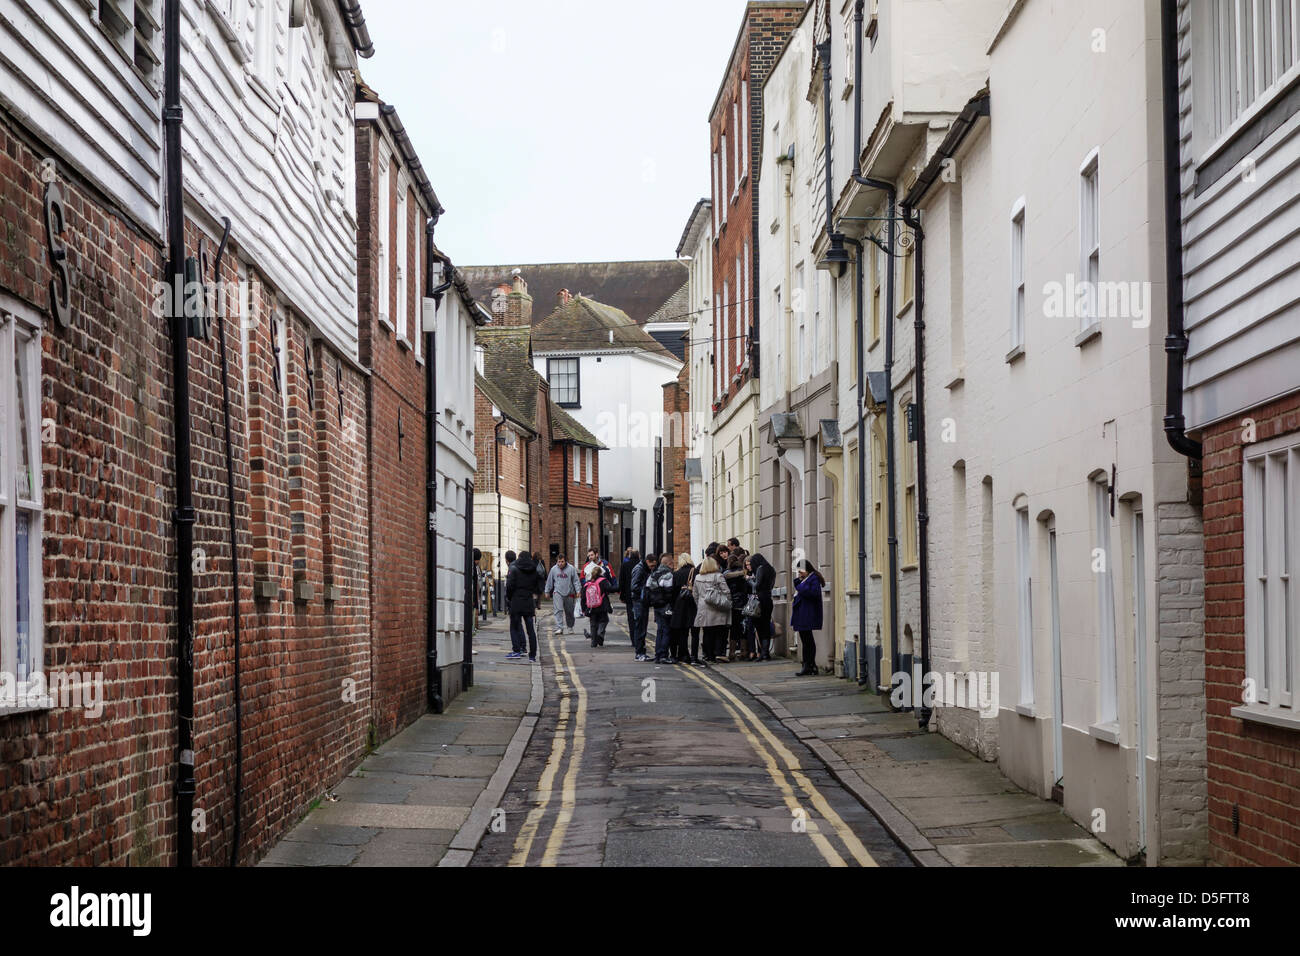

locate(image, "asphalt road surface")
(471, 613), (912, 867)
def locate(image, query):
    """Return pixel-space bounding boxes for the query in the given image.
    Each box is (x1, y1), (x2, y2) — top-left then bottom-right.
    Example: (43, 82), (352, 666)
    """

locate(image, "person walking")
(790, 559), (824, 675)
(545, 554), (581, 634)
(505, 550), (542, 663)
(692, 556), (732, 663)
(669, 554), (699, 665)
(745, 553), (776, 661)
(648, 553), (677, 663)
(581, 564), (618, 647)
(628, 551), (658, 661)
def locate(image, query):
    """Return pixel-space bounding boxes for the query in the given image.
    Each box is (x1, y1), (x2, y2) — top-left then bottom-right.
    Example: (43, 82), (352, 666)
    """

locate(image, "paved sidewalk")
(259, 617), (541, 867)
(710, 658), (1123, 867)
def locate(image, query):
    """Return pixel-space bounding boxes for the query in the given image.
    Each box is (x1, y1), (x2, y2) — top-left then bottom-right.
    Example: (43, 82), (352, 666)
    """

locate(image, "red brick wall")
(710, 4), (802, 413)
(1200, 391), (1300, 865)
(357, 123), (431, 740)
(664, 373), (691, 557)
(547, 443), (601, 561)
(473, 386), (528, 500)
(0, 113), (371, 866)
(528, 384), (552, 555)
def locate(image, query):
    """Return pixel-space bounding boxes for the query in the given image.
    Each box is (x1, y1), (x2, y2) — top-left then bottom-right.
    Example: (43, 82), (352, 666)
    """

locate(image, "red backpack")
(583, 579), (605, 611)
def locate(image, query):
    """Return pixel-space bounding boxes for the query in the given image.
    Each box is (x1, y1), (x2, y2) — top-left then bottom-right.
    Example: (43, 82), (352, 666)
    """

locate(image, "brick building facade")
(663, 368), (691, 558)
(1199, 394), (1300, 865)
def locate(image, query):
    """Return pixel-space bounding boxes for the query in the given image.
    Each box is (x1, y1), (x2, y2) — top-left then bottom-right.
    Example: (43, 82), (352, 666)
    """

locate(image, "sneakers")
(529, 656), (538, 664)
(505, 652), (523, 660)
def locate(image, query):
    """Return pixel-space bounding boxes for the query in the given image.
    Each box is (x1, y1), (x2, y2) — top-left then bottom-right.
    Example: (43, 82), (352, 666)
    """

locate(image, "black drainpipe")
(426, 217), (451, 714)
(1159, 0), (1201, 460)
(899, 204), (931, 726)
(163, 0), (196, 868)
(495, 418), (505, 610)
(849, 0), (901, 690)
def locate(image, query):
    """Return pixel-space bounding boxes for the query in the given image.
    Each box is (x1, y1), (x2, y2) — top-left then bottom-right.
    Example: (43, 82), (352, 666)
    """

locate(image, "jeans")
(654, 613), (673, 660)
(587, 615), (608, 646)
(729, 610), (746, 658)
(510, 612), (538, 659)
(630, 603), (649, 656)
(669, 627), (693, 662)
(552, 593), (575, 631)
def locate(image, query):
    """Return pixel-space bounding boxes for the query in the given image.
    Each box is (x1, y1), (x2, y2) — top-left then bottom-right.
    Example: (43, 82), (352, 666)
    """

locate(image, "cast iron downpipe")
(494, 417), (505, 611)
(162, 0), (196, 868)
(849, 0), (901, 690)
(900, 204), (932, 727)
(1159, 0), (1202, 460)
(426, 219), (452, 714)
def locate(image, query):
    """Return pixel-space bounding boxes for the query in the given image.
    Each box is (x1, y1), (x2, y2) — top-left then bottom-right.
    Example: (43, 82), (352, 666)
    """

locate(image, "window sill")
(1074, 322), (1102, 348)
(1232, 704), (1300, 732)
(377, 314), (393, 332)
(1004, 343), (1024, 364)
(1088, 721), (1121, 745)
(1015, 703), (1036, 718)
(944, 367), (965, 389)
(900, 562), (918, 573)
(0, 695), (54, 717)
(397, 337), (412, 352)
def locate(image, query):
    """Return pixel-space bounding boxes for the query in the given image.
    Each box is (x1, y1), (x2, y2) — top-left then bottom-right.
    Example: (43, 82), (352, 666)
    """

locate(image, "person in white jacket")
(544, 555), (581, 634)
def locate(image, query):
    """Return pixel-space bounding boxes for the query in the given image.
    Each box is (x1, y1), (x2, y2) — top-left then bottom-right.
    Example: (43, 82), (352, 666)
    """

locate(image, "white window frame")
(1078, 149), (1101, 331)
(572, 445), (580, 484)
(1010, 197), (1026, 350)
(585, 447), (593, 486)
(739, 80), (749, 181)
(1093, 476), (1118, 728)
(395, 170), (409, 342)
(1241, 431), (1299, 722)
(721, 133), (729, 223)
(376, 152), (391, 327)
(1201, 0), (1300, 156)
(0, 300), (47, 713)
(251, 0), (276, 86)
(1016, 506), (1035, 709)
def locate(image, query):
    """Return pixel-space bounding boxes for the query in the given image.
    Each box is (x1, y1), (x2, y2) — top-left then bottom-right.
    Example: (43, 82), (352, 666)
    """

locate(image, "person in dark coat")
(720, 546), (749, 660)
(668, 554), (700, 665)
(619, 549), (638, 618)
(505, 551), (543, 662)
(790, 559), (825, 675)
(745, 553), (777, 661)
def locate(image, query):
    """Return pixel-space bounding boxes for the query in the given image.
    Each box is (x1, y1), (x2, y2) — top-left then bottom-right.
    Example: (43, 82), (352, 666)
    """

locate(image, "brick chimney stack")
(505, 270), (532, 327)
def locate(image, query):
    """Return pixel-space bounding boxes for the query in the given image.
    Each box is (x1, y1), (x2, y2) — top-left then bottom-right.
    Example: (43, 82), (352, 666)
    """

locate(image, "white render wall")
(533, 347), (682, 547)
(685, 215), (714, 558)
(919, 0), (1188, 860)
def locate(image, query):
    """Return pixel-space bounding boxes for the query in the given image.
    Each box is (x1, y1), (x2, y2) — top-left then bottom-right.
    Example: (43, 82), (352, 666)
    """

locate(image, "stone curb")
(438, 662), (545, 866)
(709, 665), (945, 867)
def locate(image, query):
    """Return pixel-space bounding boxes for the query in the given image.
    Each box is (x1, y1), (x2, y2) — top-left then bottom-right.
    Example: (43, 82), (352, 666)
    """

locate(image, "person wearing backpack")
(669, 554), (699, 665)
(582, 564), (618, 647)
(648, 553), (678, 663)
(692, 556), (732, 662)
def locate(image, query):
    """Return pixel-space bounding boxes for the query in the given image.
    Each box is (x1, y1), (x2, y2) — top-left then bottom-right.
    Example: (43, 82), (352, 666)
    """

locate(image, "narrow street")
(471, 613), (911, 867)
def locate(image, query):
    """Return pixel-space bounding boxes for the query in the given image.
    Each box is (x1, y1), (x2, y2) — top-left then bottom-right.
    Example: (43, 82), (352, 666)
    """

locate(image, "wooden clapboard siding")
(180, 0), (358, 360)
(0, 0), (163, 235)
(1178, 0), (1300, 431)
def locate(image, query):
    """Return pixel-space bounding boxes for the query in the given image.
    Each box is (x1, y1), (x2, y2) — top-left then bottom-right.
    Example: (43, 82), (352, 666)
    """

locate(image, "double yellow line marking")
(509, 628), (588, 867)
(510, 627), (876, 867)
(681, 665), (878, 867)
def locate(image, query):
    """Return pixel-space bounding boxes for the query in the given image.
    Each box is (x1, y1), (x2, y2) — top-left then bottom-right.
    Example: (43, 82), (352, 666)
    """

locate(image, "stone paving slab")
(710, 658), (1124, 867)
(257, 619), (543, 867)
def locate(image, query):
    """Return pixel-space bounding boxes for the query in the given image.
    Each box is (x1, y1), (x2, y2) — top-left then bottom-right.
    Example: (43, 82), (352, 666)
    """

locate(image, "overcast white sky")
(358, 0), (748, 266)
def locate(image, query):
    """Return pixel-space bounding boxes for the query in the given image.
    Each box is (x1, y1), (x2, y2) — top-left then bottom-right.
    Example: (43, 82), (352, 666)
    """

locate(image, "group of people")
(498, 537), (825, 676)
(617, 538), (825, 676)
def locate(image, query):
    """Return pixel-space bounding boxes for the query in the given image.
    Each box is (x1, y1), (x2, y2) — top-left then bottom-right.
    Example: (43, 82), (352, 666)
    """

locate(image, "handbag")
(741, 592), (761, 619)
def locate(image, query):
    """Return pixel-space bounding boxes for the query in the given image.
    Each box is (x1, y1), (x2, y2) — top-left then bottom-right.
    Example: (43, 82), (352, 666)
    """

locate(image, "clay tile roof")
(475, 372), (537, 437)
(476, 327), (540, 428)
(530, 296), (675, 361)
(549, 402), (606, 449)
(460, 260), (688, 327)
